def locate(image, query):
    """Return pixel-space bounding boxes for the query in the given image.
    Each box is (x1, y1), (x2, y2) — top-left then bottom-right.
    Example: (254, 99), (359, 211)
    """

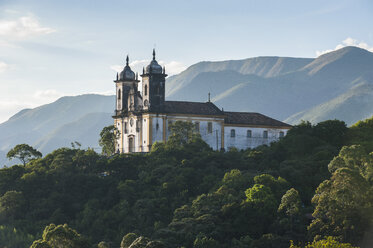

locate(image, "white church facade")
(113, 50), (291, 153)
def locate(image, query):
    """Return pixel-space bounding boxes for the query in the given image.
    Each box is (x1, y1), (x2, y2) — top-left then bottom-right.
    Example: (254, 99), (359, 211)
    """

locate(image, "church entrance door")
(129, 137), (135, 153)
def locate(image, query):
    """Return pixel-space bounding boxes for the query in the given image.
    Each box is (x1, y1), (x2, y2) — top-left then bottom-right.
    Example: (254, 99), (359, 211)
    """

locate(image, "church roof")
(224, 111), (291, 127)
(162, 101), (291, 127)
(163, 101), (223, 116)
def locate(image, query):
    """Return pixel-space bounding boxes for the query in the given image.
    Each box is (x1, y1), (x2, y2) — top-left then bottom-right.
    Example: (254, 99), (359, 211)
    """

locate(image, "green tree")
(0, 190), (25, 220)
(121, 233), (138, 248)
(30, 224), (90, 248)
(7, 144), (42, 166)
(98, 241), (110, 248)
(278, 188), (302, 218)
(278, 188), (302, 234)
(99, 125), (119, 156)
(290, 236), (358, 248)
(167, 121), (201, 147)
(309, 167), (373, 244)
(30, 240), (51, 248)
(193, 234), (219, 248)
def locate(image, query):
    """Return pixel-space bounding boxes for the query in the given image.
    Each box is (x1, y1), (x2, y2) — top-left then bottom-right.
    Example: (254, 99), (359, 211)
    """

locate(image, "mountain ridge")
(1, 46), (373, 166)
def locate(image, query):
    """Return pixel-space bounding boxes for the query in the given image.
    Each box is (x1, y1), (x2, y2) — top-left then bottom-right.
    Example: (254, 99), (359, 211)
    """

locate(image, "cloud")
(0, 100), (31, 123)
(316, 37), (373, 57)
(110, 60), (187, 76)
(33, 89), (63, 101)
(0, 61), (9, 73)
(0, 15), (55, 39)
(160, 61), (187, 75)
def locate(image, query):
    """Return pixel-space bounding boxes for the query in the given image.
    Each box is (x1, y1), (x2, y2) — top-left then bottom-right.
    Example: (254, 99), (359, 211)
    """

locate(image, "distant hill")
(0, 94), (114, 166)
(166, 46), (373, 123)
(2, 46), (373, 165)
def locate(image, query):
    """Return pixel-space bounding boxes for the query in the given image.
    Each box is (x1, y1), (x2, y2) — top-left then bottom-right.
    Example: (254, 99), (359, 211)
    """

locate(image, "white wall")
(224, 126), (288, 150)
(117, 114), (290, 153)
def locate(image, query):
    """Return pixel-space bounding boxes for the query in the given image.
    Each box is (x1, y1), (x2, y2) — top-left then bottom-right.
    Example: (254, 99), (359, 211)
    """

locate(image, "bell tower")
(114, 55), (139, 115)
(141, 49), (167, 112)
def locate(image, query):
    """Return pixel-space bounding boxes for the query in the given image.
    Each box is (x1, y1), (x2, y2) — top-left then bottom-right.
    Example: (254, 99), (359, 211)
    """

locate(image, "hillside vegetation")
(1, 116), (373, 248)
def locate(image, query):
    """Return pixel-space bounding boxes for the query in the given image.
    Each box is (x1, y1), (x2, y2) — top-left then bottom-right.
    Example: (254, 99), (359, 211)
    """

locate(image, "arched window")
(247, 130), (252, 138)
(144, 85), (147, 96)
(231, 129), (235, 138)
(118, 89), (121, 100)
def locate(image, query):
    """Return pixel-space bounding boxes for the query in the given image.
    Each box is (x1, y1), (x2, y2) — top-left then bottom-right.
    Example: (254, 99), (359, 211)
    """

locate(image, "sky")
(0, 0), (372, 123)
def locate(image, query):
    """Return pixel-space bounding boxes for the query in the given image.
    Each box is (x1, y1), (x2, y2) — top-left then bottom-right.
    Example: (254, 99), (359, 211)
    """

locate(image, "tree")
(98, 241), (110, 248)
(290, 236), (358, 248)
(278, 188), (302, 234)
(193, 234), (219, 248)
(30, 224), (90, 248)
(121, 233), (138, 248)
(308, 167), (373, 244)
(7, 144), (42, 166)
(167, 121), (201, 147)
(99, 125), (119, 156)
(0, 190), (25, 220)
(278, 188), (301, 218)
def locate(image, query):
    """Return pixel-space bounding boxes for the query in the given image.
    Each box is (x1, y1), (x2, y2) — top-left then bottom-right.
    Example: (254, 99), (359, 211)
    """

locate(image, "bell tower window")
(118, 89), (121, 100)
(144, 85), (147, 96)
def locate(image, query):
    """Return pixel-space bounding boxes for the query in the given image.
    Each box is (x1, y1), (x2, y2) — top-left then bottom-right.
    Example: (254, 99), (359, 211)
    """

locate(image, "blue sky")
(0, 0), (372, 123)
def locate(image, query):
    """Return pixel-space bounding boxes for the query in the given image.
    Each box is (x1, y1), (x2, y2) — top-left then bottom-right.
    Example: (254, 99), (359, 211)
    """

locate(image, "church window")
(145, 85), (148, 96)
(208, 122), (212, 133)
(118, 89), (121, 100)
(136, 120), (140, 132)
(195, 122), (200, 132)
(144, 100), (149, 107)
(156, 122), (159, 130)
(279, 131), (284, 138)
(263, 130), (268, 138)
(168, 120), (172, 131)
(124, 122), (128, 134)
(247, 130), (252, 138)
(231, 129), (235, 138)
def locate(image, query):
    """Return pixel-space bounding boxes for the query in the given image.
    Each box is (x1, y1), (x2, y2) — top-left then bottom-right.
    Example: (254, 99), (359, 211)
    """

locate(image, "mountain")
(2, 46), (373, 165)
(285, 73), (373, 125)
(166, 46), (373, 122)
(0, 94), (114, 166)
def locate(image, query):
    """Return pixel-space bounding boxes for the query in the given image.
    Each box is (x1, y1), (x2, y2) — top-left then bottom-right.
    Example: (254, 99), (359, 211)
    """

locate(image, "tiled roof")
(163, 101), (223, 116)
(224, 111), (291, 127)
(162, 101), (291, 128)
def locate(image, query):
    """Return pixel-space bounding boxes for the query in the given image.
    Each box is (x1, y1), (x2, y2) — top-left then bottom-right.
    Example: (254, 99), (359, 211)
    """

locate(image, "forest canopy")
(0, 118), (373, 248)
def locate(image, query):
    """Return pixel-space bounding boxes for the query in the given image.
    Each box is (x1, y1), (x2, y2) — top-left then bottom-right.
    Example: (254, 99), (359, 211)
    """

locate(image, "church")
(113, 50), (291, 153)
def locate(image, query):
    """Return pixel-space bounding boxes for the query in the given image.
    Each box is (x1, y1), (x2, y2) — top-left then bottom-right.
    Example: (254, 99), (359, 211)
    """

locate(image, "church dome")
(119, 56), (135, 81)
(145, 49), (162, 74)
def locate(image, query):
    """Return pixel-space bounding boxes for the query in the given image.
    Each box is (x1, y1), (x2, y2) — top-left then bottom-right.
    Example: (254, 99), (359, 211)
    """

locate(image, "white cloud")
(33, 89), (63, 101)
(110, 60), (187, 76)
(0, 15), (55, 39)
(159, 61), (187, 75)
(316, 37), (373, 57)
(0, 100), (31, 123)
(0, 61), (9, 73)
(88, 90), (115, 96)
(110, 65), (123, 73)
